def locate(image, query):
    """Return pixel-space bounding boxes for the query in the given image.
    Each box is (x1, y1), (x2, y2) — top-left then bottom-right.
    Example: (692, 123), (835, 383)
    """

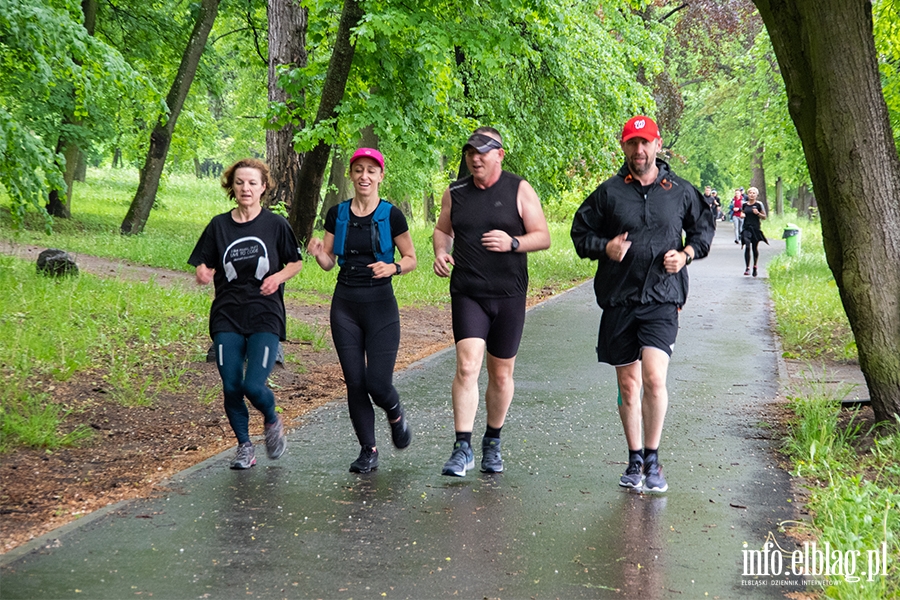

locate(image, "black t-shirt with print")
(188, 209), (301, 340)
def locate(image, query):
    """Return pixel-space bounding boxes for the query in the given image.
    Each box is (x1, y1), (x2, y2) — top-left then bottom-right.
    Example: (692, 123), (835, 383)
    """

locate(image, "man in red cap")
(571, 115), (715, 493)
(433, 126), (551, 477)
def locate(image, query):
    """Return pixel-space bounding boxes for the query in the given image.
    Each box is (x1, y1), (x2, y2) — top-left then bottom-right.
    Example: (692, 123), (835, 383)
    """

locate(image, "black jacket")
(571, 159), (715, 309)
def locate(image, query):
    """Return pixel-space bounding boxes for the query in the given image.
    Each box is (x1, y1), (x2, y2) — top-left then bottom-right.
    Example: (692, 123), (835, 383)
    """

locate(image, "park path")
(2, 224), (806, 598)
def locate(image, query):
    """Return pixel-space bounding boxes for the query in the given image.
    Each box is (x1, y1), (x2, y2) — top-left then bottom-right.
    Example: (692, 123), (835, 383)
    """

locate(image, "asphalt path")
(1, 221), (798, 599)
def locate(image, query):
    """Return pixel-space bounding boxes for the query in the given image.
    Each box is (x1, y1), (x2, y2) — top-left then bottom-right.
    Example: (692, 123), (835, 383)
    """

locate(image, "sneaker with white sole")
(618, 457), (644, 489)
(264, 416), (286, 459)
(481, 437), (503, 473)
(441, 441), (475, 477)
(643, 457), (668, 492)
(230, 442), (256, 469)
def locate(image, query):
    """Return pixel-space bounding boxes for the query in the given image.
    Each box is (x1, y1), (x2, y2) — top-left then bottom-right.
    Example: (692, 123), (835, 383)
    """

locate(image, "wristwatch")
(395, 262), (402, 275)
(684, 252), (693, 265)
(509, 237), (520, 252)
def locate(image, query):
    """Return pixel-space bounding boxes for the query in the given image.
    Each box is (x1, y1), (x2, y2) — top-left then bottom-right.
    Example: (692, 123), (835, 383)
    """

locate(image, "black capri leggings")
(330, 293), (401, 447)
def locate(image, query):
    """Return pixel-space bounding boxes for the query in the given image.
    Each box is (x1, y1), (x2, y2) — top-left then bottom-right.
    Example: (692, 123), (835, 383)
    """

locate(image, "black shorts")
(451, 294), (526, 359)
(596, 304), (679, 366)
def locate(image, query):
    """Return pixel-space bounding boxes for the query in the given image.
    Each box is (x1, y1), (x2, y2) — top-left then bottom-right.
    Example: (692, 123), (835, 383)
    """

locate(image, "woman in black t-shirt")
(740, 186), (768, 277)
(189, 158), (302, 469)
(306, 148), (417, 473)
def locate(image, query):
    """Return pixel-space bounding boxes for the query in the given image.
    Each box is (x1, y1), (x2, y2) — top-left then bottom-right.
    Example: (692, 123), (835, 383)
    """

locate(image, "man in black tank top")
(433, 127), (551, 477)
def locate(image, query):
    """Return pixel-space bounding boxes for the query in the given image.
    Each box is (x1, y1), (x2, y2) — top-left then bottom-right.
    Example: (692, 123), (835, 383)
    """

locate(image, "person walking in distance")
(730, 188), (744, 244)
(740, 186), (768, 277)
(571, 116), (715, 492)
(433, 127), (551, 477)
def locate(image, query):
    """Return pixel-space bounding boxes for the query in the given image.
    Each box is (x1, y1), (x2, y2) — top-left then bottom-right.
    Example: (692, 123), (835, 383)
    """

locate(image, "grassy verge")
(0, 254), (320, 452)
(768, 211), (898, 599)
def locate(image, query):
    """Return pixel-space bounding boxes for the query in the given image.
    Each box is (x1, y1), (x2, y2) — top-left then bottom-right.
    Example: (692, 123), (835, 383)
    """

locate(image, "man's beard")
(627, 155), (651, 176)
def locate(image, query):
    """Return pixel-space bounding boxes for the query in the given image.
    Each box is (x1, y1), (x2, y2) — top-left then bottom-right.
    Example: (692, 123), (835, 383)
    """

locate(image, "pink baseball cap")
(621, 116), (661, 142)
(349, 147), (385, 170)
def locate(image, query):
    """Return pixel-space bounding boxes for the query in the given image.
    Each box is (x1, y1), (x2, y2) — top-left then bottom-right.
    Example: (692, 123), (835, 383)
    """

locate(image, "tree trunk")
(266, 0), (308, 210)
(320, 152), (352, 222)
(750, 142), (768, 214)
(46, 0), (98, 218)
(120, 0), (219, 235)
(112, 147), (122, 168)
(754, 0), (900, 423)
(775, 176), (783, 216)
(75, 151), (86, 182)
(289, 0), (363, 244)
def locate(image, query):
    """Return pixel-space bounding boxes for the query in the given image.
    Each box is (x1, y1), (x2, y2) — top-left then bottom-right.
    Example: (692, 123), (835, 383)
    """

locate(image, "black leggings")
(744, 242), (760, 267)
(330, 294), (401, 447)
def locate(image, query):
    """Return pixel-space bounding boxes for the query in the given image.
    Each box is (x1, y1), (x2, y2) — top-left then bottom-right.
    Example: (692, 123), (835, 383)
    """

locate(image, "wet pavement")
(1, 224), (796, 599)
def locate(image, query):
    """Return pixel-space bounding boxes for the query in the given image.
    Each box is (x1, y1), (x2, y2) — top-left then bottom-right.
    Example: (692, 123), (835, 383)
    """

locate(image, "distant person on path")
(730, 188), (744, 243)
(740, 186), (768, 277)
(307, 148), (417, 474)
(432, 127), (551, 477)
(711, 189), (724, 221)
(189, 158), (303, 469)
(570, 116), (715, 493)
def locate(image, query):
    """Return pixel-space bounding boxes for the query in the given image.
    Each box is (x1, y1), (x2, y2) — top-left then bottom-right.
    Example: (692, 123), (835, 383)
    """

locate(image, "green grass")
(766, 212), (856, 361)
(782, 387), (899, 599)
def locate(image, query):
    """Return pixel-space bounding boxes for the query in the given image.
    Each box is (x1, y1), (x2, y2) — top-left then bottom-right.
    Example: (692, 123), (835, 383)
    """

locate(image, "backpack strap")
(333, 199), (395, 266)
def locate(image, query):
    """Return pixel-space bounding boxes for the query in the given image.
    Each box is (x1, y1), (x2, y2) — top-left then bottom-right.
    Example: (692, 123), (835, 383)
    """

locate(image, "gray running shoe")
(643, 457), (668, 492)
(349, 446), (379, 473)
(441, 441), (475, 477)
(481, 436), (503, 473)
(264, 416), (286, 459)
(230, 443), (256, 469)
(618, 457), (644, 489)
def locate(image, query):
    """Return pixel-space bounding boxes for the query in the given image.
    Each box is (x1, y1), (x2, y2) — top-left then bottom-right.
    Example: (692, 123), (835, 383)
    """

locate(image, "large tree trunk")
(47, 0), (98, 219)
(289, 0), (363, 244)
(120, 0), (219, 235)
(775, 176), (783, 216)
(754, 0), (900, 423)
(266, 0), (308, 210)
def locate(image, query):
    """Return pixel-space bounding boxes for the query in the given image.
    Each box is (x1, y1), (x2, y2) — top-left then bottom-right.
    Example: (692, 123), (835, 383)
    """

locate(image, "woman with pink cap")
(307, 148), (417, 473)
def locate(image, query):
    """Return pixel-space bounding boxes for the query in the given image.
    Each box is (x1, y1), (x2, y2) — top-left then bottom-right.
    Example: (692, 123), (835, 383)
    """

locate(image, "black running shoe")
(390, 406), (412, 449)
(350, 446), (378, 473)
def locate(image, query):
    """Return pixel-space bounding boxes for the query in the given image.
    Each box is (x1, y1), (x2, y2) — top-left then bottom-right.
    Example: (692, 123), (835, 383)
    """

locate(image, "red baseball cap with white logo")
(349, 147), (385, 170)
(620, 116), (661, 142)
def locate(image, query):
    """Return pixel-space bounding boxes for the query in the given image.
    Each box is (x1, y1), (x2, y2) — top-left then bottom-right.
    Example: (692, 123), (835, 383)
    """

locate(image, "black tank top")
(449, 170), (527, 297)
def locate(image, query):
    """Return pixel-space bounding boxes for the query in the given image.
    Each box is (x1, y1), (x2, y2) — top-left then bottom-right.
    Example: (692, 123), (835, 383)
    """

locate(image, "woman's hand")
(195, 264), (215, 285)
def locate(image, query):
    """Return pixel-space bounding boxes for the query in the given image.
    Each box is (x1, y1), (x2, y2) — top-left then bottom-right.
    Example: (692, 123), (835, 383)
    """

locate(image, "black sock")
(455, 431), (472, 446)
(484, 425), (502, 440)
(629, 449), (644, 464)
(644, 447), (658, 463)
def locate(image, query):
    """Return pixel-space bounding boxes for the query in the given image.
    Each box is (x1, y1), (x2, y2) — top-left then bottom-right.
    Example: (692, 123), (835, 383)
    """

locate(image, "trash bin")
(783, 223), (801, 256)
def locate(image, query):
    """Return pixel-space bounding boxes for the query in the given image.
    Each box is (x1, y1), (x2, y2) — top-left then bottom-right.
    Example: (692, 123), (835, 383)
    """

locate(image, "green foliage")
(874, 0), (900, 154)
(0, 0), (140, 223)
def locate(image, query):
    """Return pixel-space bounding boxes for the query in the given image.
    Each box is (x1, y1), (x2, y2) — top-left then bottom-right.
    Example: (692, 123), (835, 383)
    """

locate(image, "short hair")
(747, 186), (759, 194)
(474, 126), (502, 144)
(221, 158), (274, 201)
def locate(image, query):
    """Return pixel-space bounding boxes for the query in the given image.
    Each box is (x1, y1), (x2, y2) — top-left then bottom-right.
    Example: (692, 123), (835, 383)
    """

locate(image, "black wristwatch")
(684, 252), (693, 265)
(395, 262), (402, 275)
(509, 237), (520, 252)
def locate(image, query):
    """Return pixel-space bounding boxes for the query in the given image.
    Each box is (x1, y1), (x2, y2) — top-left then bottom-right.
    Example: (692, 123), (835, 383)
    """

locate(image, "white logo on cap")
(635, 119), (646, 129)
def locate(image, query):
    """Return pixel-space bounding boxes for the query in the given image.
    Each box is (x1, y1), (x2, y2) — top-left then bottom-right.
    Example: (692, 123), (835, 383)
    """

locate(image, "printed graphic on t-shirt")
(222, 236), (270, 281)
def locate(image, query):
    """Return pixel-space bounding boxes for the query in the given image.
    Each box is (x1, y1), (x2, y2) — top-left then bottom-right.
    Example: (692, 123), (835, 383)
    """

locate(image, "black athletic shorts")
(451, 294), (526, 359)
(596, 303), (679, 366)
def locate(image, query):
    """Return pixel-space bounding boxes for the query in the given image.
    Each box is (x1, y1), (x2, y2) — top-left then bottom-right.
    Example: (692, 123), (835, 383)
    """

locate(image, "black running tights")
(744, 241), (760, 267)
(330, 294), (401, 447)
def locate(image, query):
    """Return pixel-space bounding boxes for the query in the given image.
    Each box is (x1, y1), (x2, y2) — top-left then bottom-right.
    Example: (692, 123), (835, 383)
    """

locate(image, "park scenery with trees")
(1, 0), (898, 594)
